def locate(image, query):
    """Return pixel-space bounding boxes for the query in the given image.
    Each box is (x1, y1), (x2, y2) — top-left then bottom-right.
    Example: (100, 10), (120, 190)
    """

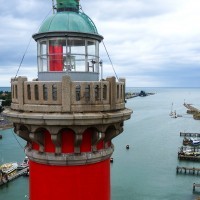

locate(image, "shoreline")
(0, 112), (13, 131)
(0, 123), (13, 131)
(125, 91), (155, 99)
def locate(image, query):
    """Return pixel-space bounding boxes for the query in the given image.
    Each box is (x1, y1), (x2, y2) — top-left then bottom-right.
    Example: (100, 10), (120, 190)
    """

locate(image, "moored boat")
(183, 137), (200, 146)
(0, 162), (18, 174)
(190, 138), (200, 146)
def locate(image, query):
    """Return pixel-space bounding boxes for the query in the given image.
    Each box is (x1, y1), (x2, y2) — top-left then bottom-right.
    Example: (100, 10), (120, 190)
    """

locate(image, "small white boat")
(190, 138), (200, 146)
(0, 162), (18, 174)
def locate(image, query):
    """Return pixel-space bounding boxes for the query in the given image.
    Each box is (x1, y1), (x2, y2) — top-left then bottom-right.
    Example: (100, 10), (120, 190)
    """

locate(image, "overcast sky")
(1, 0), (200, 87)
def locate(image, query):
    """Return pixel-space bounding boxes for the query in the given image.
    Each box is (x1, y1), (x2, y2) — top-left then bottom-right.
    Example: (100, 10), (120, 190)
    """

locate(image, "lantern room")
(33, 0), (103, 82)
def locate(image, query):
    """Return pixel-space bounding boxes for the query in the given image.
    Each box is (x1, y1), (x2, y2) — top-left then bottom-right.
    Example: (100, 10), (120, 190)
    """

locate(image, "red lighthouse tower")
(5, 0), (132, 199)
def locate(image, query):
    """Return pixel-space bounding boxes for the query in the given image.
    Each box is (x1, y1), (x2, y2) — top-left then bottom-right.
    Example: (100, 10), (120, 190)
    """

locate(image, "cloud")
(0, 0), (200, 87)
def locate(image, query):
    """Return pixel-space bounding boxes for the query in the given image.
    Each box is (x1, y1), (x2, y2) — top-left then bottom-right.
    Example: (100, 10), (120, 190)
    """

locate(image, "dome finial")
(56, 0), (79, 12)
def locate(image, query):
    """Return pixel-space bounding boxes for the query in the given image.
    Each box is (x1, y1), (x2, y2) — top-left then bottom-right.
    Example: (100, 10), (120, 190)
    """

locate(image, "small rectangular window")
(27, 85), (31, 100)
(43, 84), (48, 101)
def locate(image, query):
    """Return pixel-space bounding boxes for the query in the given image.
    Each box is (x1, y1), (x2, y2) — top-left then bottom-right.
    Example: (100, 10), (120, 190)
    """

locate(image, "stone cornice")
(4, 108), (132, 126)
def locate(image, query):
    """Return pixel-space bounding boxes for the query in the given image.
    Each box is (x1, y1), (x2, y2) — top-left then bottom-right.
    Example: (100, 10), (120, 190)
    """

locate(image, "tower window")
(76, 85), (81, 101)
(43, 84), (48, 101)
(38, 41), (47, 72)
(34, 85), (39, 101)
(52, 84), (57, 101)
(27, 85), (31, 100)
(85, 85), (90, 101)
(95, 85), (100, 101)
(103, 84), (107, 100)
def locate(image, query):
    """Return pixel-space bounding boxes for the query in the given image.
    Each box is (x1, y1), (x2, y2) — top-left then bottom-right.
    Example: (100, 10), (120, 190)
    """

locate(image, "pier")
(180, 132), (200, 137)
(125, 91), (155, 99)
(179, 146), (200, 152)
(176, 166), (200, 175)
(178, 154), (200, 161)
(0, 167), (29, 186)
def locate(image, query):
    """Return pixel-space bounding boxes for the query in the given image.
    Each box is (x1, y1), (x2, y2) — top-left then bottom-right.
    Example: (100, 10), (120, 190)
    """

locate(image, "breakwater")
(125, 90), (155, 99)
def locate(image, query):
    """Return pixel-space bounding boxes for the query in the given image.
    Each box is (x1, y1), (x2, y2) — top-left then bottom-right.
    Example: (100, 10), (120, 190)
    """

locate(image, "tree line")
(0, 91), (11, 113)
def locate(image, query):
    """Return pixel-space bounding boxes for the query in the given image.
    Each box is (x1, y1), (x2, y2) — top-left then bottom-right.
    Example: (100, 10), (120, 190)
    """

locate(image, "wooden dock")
(179, 146), (200, 152)
(0, 167), (29, 186)
(180, 132), (200, 137)
(178, 154), (200, 161)
(176, 166), (200, 175)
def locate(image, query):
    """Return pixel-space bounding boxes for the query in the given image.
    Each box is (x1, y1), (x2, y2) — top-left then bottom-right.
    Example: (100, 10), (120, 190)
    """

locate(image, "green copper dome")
(38, 12), (98, 34)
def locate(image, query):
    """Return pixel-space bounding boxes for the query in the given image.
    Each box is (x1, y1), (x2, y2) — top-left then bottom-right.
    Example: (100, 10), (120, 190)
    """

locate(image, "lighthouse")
(5, 0), (132, 199)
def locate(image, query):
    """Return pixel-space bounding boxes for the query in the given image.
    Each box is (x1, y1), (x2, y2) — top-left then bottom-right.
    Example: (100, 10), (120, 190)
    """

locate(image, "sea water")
(112, 87), (200, 200)
(1, 87), (200, 200)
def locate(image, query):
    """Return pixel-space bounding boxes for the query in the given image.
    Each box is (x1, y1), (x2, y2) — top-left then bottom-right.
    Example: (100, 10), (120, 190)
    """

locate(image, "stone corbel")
(51, 134), (61, 155)
(46, 127), (62, 155)
(95, 125), (108, 133)
(17, 130), (32, 143)
(73, 126), (86, 154)
(91, 132), (105, 152)
(74, 134), (83, 154)
(14, 123), (31, 143)
(29, 132), (44, 153)
(104, 129), (120, 148)
(104, 130), (118, 142)
(104, 122), (124, 143)
(115, 123), (124, 135)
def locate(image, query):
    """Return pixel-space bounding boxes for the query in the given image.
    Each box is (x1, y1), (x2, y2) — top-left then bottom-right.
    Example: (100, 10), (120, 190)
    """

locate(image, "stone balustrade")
(11, 75), (126, 113)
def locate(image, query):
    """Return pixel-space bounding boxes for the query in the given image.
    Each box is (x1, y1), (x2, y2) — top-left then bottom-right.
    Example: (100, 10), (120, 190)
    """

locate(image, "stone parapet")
(11, 75), (125, 113)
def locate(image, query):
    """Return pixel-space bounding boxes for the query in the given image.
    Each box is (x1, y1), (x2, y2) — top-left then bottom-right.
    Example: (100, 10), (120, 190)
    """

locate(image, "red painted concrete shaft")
(29, 159), (110, 200)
